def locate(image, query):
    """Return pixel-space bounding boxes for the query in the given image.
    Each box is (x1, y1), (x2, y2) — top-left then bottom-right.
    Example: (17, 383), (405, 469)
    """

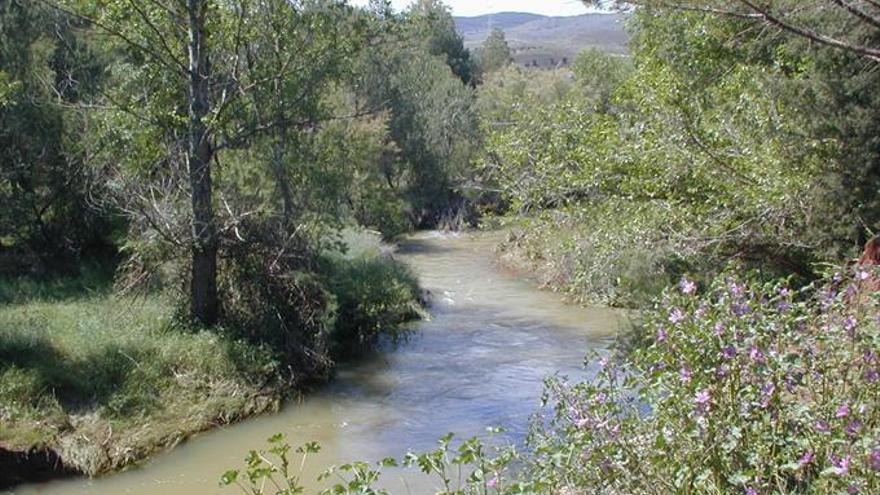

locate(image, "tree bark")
(187, 0), (218, 326)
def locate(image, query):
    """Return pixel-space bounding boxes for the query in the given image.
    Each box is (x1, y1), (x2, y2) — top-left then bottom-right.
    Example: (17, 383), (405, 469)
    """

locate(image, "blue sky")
(349, 0), (608, 17)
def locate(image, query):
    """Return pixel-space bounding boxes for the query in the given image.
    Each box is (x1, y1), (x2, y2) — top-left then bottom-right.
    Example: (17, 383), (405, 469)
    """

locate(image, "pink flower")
(487, 476), (498, 488)
(721, 346), (737, 360)
(656, 327), (668, 342)
(694, 390), (711, 413)
(836, 404), (850, 418)
(679, 277), (696, 295)
(869, 449), (880, 471)
(669, 308), (685, 324)
(830, 455), (851, 476)
(680, 366), (692, 384)
(749, 346), (765, 364)
(845, 420), (862, 437)
(798, 451), (814, 467)
(858, 270), (870, 281)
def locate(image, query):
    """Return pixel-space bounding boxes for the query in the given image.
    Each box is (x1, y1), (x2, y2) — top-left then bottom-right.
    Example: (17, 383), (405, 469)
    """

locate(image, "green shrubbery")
(481, 8), (873, 307)
(324, 255), (424, 357)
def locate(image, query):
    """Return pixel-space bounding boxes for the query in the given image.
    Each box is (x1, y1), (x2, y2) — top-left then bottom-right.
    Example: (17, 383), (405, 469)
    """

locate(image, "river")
(9, 231), (623, 495)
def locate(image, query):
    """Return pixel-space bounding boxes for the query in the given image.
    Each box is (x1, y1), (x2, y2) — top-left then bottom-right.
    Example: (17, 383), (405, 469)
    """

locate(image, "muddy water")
(11, 231), (623, 495)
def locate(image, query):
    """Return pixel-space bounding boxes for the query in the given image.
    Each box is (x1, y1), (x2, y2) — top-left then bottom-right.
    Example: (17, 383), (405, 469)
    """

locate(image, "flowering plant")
(528, 269), (880, 494)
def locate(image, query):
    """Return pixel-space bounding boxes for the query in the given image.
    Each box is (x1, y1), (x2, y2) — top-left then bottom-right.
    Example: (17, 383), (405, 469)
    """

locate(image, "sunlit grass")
(0, 280), (279, 475)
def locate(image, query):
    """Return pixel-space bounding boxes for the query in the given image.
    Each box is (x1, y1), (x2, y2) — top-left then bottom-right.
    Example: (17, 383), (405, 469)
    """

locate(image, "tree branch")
(37, 0), (188, 75)
(829, 0), (880, 29)
(737, 0), (880, 60)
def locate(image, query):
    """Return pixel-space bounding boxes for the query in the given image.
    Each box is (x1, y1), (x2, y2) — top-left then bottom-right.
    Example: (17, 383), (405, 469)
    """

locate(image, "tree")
(588, 1), (880, 61)
(47, 0), (369, 326)
(0, 1), (111, 271)
(406, 0), (477, 85)
(478, 27), (512, 73)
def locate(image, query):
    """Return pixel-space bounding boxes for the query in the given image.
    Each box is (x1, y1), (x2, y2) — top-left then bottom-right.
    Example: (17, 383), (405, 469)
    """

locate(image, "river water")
(10, 231), (623, 495)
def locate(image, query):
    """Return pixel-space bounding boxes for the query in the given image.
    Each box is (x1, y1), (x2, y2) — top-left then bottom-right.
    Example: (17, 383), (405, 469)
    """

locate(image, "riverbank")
(0, 288), (288, 487)
(0, 232), (425, 488)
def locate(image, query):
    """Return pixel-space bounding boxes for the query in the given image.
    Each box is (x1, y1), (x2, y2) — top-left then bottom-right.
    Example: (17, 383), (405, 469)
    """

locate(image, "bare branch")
(829, 0), (880, 29)
(738, 0), (880, 60)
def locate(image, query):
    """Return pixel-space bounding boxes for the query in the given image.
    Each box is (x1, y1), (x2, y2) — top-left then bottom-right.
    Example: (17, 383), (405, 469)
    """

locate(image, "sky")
(349, 0), (608, 17)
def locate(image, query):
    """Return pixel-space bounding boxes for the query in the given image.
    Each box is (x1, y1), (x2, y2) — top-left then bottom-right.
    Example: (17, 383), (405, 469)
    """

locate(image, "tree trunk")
(272, 125), (296, 222)
(187, 0), (218, 326)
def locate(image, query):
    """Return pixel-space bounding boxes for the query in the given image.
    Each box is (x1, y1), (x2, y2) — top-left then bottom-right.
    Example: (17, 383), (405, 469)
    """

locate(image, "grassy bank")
(0, 274), (284, 478)
(0, 231), (424, 482)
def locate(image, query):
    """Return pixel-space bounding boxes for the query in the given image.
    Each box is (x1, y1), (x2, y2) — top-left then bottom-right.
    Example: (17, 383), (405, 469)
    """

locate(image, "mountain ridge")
(454, 12), (629, 68)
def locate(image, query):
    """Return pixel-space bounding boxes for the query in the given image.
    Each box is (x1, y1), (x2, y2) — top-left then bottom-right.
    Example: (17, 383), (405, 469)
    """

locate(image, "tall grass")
(0, 278), (280, 475)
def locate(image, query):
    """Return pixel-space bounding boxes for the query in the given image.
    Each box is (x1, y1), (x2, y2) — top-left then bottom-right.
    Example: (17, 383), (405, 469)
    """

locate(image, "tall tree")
(478, 27), (512, 73)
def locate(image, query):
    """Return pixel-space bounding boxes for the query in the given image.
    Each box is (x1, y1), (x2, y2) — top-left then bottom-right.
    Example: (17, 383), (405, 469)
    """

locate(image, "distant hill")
(454, 12), (629, 69)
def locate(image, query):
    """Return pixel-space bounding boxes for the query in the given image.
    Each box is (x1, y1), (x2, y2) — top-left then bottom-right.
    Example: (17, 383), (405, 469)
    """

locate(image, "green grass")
(0, 229), (425, 478)
(0, 279), (280, 476)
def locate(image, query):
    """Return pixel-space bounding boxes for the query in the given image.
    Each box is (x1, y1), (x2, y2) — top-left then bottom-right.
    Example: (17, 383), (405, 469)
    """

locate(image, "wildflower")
(844, 316), (858, 337)
(760, 382), (775, 408)
(721, 346), (737, 360)
(749, 346), (765, 364)
(713, 322), (725, 336)
(815, 420), (831, 433)
(732, 302), (751, 318)
(777, 300), (791, 313)
(694, 389), (711, 413)
(680, 277), (696, 295)
(847, 485), (859, 495)
(830, 455), (851, 476)
(869, 449), (880, 471)
(845, 420), (862, 437)
(745, 487), (757, 495)
(729, 281), (745, 297)
(679, 366), (692, 384)
(656, 327), (667, 343)
(836, 404), (850, 418)
(865, 368), (880, 383)
(798, 451), (814, 467)
(858, 270), (870, 281)
(487, 476), (498, 488)
(669, 308), (685, 324)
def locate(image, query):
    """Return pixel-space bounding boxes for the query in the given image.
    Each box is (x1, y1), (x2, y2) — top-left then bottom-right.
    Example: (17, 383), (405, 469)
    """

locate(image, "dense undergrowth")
(478, 7), (879, 307)
(0, 229), (423, 477)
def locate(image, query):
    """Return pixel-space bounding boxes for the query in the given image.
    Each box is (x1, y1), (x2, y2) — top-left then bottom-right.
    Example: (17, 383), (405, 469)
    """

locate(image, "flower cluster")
(528, 270), (880, 494)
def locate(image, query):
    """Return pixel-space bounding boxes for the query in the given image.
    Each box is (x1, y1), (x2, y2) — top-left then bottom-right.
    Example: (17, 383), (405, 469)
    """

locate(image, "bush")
(323, 254), (424, 357)
(526, 268), (880, 494)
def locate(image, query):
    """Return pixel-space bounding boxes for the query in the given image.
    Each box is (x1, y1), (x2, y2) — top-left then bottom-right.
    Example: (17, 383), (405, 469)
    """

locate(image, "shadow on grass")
(0, 331), (163, 417)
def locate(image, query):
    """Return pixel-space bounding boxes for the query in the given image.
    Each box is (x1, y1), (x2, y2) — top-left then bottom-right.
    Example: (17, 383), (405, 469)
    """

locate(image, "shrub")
(323, 255), (424, 358)
(527, 268), (880, 494)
